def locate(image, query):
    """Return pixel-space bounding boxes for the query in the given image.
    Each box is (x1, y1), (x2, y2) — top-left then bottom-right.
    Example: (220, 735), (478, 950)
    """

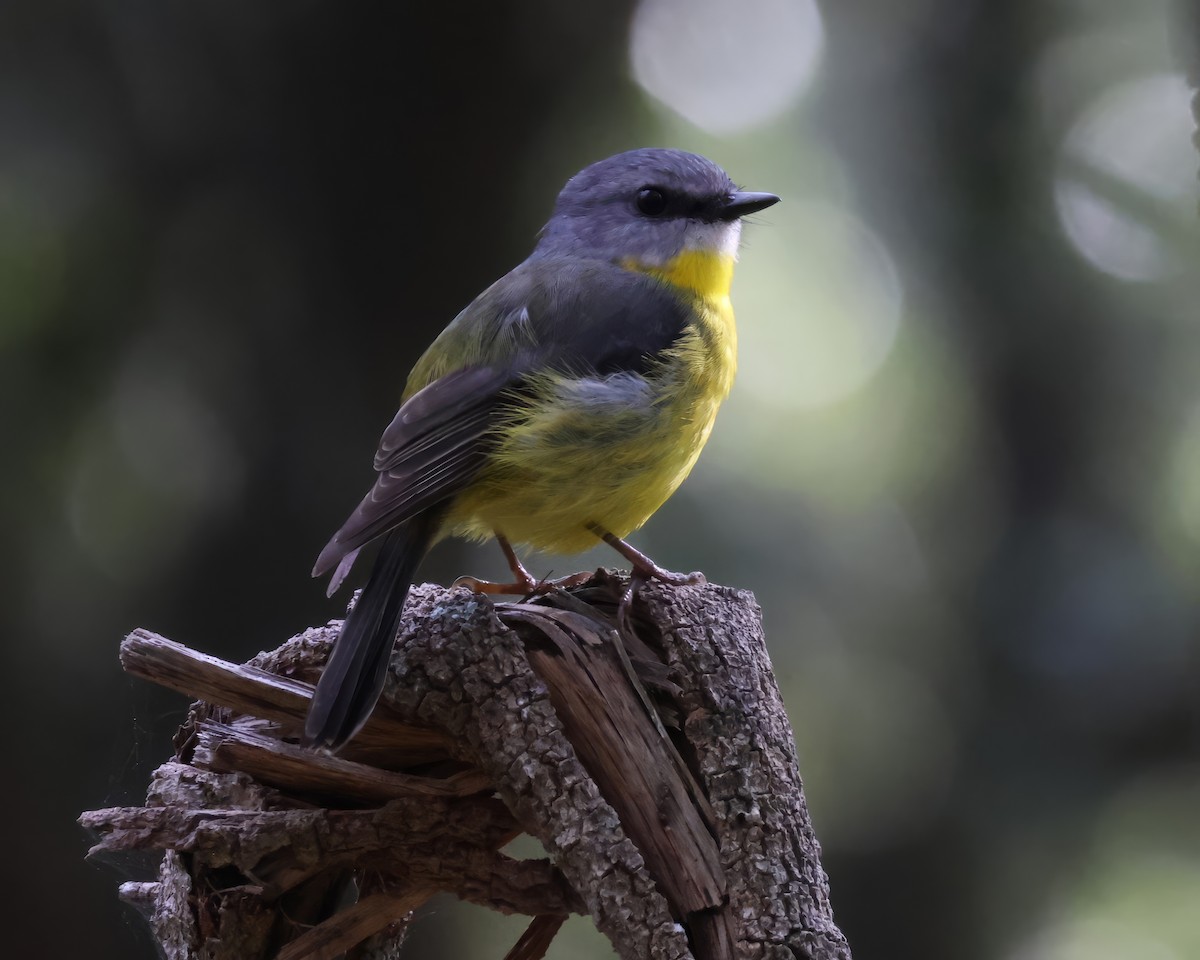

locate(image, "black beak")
(718, 190), (781, 221)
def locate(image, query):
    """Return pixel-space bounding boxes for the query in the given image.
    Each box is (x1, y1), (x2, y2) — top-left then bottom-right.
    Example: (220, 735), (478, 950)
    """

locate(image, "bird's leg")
(454, 535), (537, 594)
(454, 534), (593, 596)
(587, 522), (705, 637)
(587, 523), (707, 587)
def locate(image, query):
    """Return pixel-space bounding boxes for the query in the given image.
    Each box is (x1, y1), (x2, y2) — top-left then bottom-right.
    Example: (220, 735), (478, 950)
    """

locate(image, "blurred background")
(2, 0), (1198, 957)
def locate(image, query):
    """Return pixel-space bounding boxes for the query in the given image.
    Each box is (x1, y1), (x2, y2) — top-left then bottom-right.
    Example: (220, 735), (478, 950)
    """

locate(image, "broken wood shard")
(194, 720), (493, 801)
(81, 575), (851, 960)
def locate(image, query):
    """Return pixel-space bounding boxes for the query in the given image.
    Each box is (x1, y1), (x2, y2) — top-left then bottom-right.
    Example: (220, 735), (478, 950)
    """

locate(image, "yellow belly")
(444, 285), (736, 554)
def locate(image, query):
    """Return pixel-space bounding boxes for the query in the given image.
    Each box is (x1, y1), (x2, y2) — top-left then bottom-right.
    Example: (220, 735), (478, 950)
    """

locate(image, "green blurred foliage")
(2, 1), (1198, 958)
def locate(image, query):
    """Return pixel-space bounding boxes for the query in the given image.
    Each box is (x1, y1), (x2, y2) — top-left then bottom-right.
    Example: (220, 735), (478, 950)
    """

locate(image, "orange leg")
(586, 522), (706, 586)
(585, 522), (706, 637)
(454, 534), (594, 596)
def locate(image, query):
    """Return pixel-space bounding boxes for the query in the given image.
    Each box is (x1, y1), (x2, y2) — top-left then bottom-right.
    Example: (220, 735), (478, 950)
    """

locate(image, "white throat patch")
(683, 219), (742, 259)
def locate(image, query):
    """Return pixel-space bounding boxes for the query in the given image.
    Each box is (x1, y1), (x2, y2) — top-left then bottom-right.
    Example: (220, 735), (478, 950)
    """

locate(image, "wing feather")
(312, 368), (510, 579)
(314, 257), (693, 587)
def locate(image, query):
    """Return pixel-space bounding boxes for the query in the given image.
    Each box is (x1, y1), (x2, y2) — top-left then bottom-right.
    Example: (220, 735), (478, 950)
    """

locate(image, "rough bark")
(80, 572), (851, 960)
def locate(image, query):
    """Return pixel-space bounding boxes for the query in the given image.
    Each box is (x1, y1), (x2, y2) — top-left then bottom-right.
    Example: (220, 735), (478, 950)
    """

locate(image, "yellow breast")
(628, 248), (738, 398)
(444, 249), (739, 554)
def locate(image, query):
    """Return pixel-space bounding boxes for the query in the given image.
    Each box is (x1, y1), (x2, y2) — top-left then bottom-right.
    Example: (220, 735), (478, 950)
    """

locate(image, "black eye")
(636, 187), (668, 216)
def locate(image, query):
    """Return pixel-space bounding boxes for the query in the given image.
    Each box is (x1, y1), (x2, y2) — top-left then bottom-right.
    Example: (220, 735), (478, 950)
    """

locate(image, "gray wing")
(311, 365), (513, 585)
(313, 258), (691, 589)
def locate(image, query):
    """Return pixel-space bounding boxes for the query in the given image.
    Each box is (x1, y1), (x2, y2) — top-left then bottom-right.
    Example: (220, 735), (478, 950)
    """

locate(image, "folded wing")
(311, 364), (513, 584)
(312, 257), (692, 590)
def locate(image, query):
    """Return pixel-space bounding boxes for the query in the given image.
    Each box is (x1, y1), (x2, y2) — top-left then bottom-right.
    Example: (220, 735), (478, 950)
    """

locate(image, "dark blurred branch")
(80, 575), (850, 960)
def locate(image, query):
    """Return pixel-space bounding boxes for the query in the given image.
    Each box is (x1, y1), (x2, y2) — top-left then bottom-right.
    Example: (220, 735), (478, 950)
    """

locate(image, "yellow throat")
(624, 248), (736, 305)
(624, 247), (738, 382)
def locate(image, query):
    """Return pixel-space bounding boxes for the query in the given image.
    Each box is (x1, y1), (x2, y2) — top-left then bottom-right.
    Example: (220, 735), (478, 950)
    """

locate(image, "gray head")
(533, 148), (779, 267)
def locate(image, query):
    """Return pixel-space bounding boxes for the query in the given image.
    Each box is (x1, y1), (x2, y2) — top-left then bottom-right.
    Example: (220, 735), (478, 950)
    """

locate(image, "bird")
(304, 147), (778, 750)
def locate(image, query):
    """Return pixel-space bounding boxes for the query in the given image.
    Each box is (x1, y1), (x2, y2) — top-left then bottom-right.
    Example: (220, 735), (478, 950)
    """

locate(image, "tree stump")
(80, 572), (852, 960)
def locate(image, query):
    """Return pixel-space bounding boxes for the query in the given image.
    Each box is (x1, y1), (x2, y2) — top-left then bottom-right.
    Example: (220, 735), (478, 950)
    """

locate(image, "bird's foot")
(458, 535), (597, 596)
(635, 562), (706, 587)
(586, 523), (707, 587)
(453, 569), (595, 596)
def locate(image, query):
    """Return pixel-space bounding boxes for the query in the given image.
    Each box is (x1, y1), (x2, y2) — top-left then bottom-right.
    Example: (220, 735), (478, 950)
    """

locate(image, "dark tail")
(304, 510), (440, 750)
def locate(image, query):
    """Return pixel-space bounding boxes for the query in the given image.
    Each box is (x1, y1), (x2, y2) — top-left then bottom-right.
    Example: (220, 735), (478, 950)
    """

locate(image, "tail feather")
(304, 511), (440, 749)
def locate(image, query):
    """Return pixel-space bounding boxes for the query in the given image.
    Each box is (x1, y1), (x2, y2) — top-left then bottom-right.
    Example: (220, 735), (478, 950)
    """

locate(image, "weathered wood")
(637, 581), (851, 960)
(194, 720), (491, 802)
(501, 915), (567, 960)
(275, 890), (428, 960)
(122, 629), (451, 765)
(81, 574), (851, 960)
(379, 583), (695, 960)
(509, 604), (726, 920)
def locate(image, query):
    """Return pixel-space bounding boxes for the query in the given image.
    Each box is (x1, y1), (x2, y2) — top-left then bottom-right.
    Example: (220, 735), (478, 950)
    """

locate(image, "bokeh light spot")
(1162, 404), (1200, 557)
(0, 180), (68, 347)
(736, 201), (904, 411)
(112, 357), (243, 509)
(1010, 918), (1181, 960)
(1054, 73), (1194, 282)
(1008, 771), (1200, 960)
(629, 0), (823, 134)
(790, 648), (956, 852)
(66, 342), (244, 584)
